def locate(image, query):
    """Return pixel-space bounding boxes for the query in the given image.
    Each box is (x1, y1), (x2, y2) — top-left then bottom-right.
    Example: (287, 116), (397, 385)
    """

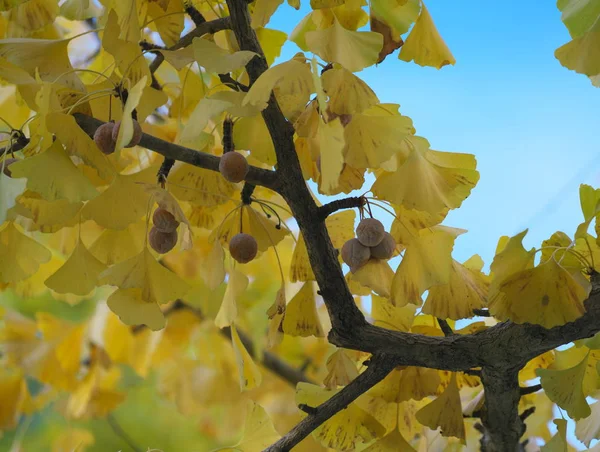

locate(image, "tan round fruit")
(111, 119), (143, 148)
(370, 232), (396, 260)
(149, 227), (178, 254)
(2, 158), (18, 177)
(341, 238), (371, 272)
(152, 207), (179, 233)
(93, 122), (116, 155)
(219, 152), (248, 183)
(356, 218), (385, 247)
(229, 233), (258, 264)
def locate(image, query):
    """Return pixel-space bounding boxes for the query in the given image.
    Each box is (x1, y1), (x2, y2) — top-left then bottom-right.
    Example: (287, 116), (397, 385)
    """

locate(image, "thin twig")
(317, 196), (366, 221)
(473, 308), (491, 317)
(437, 318), (455, 336)
(519, 384), (542, 396)
(107, 414), (143, 452)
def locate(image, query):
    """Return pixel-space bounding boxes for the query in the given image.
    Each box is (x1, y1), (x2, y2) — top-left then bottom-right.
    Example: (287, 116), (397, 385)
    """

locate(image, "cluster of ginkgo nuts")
(342, 218), (396, 272)
(93, 119), (143, 155)
(149, 207), (180, 254)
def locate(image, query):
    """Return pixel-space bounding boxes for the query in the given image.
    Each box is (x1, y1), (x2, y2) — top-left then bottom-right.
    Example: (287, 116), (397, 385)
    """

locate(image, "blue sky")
(269, 1), (600, 268)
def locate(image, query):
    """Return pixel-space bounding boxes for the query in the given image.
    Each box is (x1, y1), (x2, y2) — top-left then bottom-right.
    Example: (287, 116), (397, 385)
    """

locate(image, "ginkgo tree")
(0, 0), (598, 451)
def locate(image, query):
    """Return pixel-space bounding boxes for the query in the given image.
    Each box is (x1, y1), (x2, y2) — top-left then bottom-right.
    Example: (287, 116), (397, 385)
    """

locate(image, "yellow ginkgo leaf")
(9, 140), (98, 202)
(59, 0), (102, 20)
(391, 226), (464, 306)
(576, 401), (600, 447)
(99, 247), (190, 305)
(89, 222), (145, 265)
(251, 0), (284, 28)
(46, 113), (114, 181)
(0, 170), (26, 225)
(233, 113), (277, 165)
(323, 349), (359, 389)
(16, 192), (82, 232)
(372, 136), (479, 215)
(390, 203), (446, 246)
(224, 401), (281, 451)
(371, 0), (420, 36)
(81, 165), (157, 230)
(537, 351), (591, 420)
(0, 222), (51, 283)
(371, 295), (416, 332)
(520, 350), (555, 381)
(364, 428), (416, 452)
(398, 2), (455, 69)
(231, 323), (262, 391)
(415, 373), (465, 441)
(192, 37), (258, 74)
(290, 234), (314, 282)
(490, 257), (590, 328)
(44, 239), (107, 296)
(7, 0), (58, 34)
(179, 97), (232, 148)
(541, 419), (568, 452)
(352, 259), (394, 298)
(551, 345), (600, 397)
(305, 17), (383, 72)
(147, 0), (184, 47)
(215, 268), (248, 328)
(322, 66), (379, 115)
(555, 24), (600, 77)
(282, 281), (325, 337)
(422, 256), (488, 320)
(370, 366), (440, 403)
(202, 239), (226, 290)
(318, 117), (345, 194)
(256, 28), (288, 66)
(297, 383), (386, 449)
(0, 368), (27, 430)
(114, 76), (147, 153)
(168, 162), (236, 207)
(243, 54), (314, 122)
(106, 287), (166, 331)
(344, 104), (414, 169)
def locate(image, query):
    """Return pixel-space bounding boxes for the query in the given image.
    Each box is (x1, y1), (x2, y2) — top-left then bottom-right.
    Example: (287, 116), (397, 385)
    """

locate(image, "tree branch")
(520, 384), (542, 396)
(264, 354), (397, 451)
(317, 196), (366, 221)
(73, 113), (279, 191)
(437, 318), (454, 336)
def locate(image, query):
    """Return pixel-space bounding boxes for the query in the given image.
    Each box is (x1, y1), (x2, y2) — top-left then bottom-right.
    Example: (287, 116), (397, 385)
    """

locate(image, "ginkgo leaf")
(415, 373), (465, 441)
(114, 76), (147, 153)
(251, 0), (284, 28)
(489, 230), (535, 290)
(282, 282), (325, 337)
(89, 222), (145, 265)
(16, 191), (82, 232)
(0, 171), (26, 225)
(489, 257), (589, 328)
(59, 0), (102, 20)
(372, 136), (479, 215)
(243, 54), (314, 121)
(81, 165), (157, 230)
(541, 419), (569, 452)
(215, 269), (248, 328)
(147, 0), (184, 47)
(256, 28), (288, 66)
(576, 400), (600, 447)
(318, 117), (345, 194)
(555, 22), (600, 77)
(99, 247), (190, 305)
(0, 368), (28, 430)
(391, 226), (464, 306)
(44, 239), (107, 296)
(398, 2), (455, 69)
(551, 345), (600, 397)
(364, 428), (416, 451)
(305, 17), (383, 72)
(202, 240), (226, 290)
(574, 184), (600, 239)
(352, 259), (394, 298)
(370, 366), (440, 403)
(168, 162), (235, 207)
(179, 98), (232, 148)
(107, 287), (166, 331)
(296, 383), (386, 450)
(323, 349), (359, 389)
(0, 222), (51, 283)
(422, 257), (488, 320)
(233, 114), (277, 165)
(192, 37), (258, 74)
(231, 323), (262, 391)
(225, 401), (281, 451)
(46, 113), (114, 181)
(9, 140), (98, 202)
(371, 295), (416, 332)
(322, 66), (379, 115)
(371, 0), (420, 36)
(537, 352), (591, 420)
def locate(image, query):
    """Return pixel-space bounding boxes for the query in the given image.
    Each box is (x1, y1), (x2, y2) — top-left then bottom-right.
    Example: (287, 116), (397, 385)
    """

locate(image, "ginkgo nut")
(149, 227), (178, 254)
(370, 232), (396, 260)
(219, 152), (249, 183)
(2, 158), (18, 177)
(229, 233), (258, 264)
(356, 218), (385, 247)
(341, 238), (371, 272)
(152, 207), (179, 233)
(112, 119), (143, 148)
(93, 122), (116, 155)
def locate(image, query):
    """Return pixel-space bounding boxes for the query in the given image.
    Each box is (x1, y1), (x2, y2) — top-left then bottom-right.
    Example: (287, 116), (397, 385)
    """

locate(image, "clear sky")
(269, 1), (600, 269)
(269, 2), (599, 448)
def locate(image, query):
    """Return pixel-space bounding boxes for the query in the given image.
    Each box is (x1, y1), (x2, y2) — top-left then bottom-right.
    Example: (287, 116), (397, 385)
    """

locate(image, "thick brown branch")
(264, 354), (397, 451)
(73, 113), (278, 191)
(317, 196), (365, 221)
(520, 384), (542, 396)
(149, 17), (231, 74)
